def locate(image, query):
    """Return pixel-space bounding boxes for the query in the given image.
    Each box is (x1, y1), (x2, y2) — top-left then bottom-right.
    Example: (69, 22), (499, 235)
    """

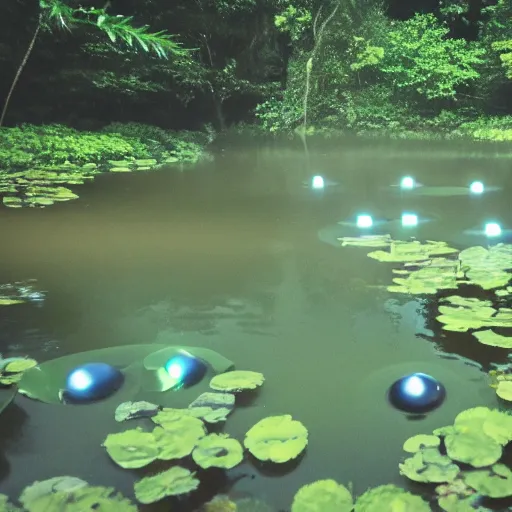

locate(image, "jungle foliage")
(0, 0), (511, 137)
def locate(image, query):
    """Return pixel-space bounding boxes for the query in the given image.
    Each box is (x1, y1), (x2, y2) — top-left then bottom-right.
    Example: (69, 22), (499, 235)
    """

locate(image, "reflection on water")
(0, 136), (511, 509)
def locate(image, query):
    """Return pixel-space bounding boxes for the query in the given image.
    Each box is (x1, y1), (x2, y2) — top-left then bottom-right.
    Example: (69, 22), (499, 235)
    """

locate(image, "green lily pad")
(437, 494), (488, 512)
(0, 298), (24, 306)
(188, 391), (235, 423)
(108, 160), (134, 167)
(134, 159), (157, 166)
(445, 431), (502, 468)
(403, 434), (441, 453)
(2, 197), (22, 208)
(110, 167), (132, 173)
(473, 330), (512, 348)
(114, 401), (160, 422)
(133, 466), (199, 504)
(209, 370), (264, 392)
(367, 240), (459, 263)
(354, 484), (431, 512)
(0, 494), (19, 511)
(291, 479), (353, 512)
(23, 485), (137, 511)
(496, 380), (512, 401)
(2, 358), (38, 373)
(399, 447), (460, 483)
(244, 415), (308, 463)
(152, 415), (205, 460)
(464, 464), (512, 498)
(19, 476), (88, 509)
(192, 433), (244, 469)
(433, 426), (457, 437)
(103, 428), (158, 469)
(454, 407), (512, 446)
(388, 260), (459, 294)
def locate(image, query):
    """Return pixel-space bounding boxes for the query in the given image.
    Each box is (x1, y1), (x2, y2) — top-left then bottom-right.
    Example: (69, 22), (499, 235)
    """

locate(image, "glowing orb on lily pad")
(485, 222), (502, 238)
(163, 353), (207, 389)
(388, 372), (446, 414)
(356, 214), (373, 229)
(401, 213), (418, 227)
(64, 362), (124, 403)
(469, 181), (484, 194)
(17, 344), (234, 405)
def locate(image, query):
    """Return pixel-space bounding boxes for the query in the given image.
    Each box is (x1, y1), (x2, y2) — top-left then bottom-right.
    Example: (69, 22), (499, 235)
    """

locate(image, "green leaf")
(134, 467), (199, 504)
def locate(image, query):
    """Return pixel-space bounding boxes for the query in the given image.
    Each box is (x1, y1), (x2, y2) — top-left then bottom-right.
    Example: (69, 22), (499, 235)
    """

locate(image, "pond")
(0, 134), (511, 510)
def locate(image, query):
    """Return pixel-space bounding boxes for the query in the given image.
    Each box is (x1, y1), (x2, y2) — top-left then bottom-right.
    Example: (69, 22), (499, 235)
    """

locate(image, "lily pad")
(192, 433), (244, 469)
(367, 240), (459, 263)
(188, 391), (235, 423)
(134, 159), (157, 166)
(110, 167), (132, 173)
(133, 466), (199, 504)
(291, 479), (353, 512)
(354, 484), (431, 512)
(244, 415), (308, 463)
(152, 415), (205, 460)
(496, 380), (512, 401)
(445, 431), (502, 468)
(464, 464), (512, 498)
(114, 401), (160, 422)
(399, 447), (460, 483)
(210, 370), (264, 392)
(19, 476), (88, 509)
(454, 406), (512, 445)
(403, 434), (441, 453)
(473, 330), (512, 348)
(23, 485), (137, 511)
(0, 494), (19, 511)
(338, 235), (392, 248)
(102, 428), (158, 468)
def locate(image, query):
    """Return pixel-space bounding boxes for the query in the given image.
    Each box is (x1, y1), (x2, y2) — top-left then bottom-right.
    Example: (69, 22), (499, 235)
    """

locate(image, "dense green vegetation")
(0, 0), (512, 162)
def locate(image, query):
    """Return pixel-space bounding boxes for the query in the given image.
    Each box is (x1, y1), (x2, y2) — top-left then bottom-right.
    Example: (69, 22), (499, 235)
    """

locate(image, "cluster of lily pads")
(0, 280), (46, 306)
(0, 157), (166, 210)
(338, 235), (512, 401)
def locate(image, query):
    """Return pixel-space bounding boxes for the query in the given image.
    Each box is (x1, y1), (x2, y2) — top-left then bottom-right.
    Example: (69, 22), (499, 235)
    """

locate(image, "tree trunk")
(0, 12), (43, 127)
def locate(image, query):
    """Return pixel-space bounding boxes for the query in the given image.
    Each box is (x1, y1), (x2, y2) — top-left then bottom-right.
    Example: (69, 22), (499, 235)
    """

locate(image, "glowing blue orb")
(388, 372), (446, 414)
(311, 175), (325, 190)
(485, 222), (502, 237)
(356, 214), (373, 228)
(65, 362), (124, 403)
(164, 353), (207, 388)
(400, 176), (415, 190)
(469, 181), (484, 194)
(401, 213), (418, 227)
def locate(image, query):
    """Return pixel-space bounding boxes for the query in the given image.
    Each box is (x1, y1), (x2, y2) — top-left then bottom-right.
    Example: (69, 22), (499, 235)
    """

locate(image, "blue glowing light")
(356, 214), (373, 228)
(64, 362), (124, 403)
(163, 353), (207, 389)
(485, 222), (502, 237)
(311, 175), (325, 190)
(400, 176), (415, 190)
(388, 372), (446, 414)
(401, 213), (418, 227)
(469, 181), (484, 194)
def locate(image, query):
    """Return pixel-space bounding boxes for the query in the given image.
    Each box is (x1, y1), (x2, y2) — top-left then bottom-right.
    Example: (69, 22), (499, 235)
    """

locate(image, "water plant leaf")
(403, 434), (441, 453)
(354, 484), (431, 512)
(463, 464), (512, 498)
(437, 494), (489, 512)
(244, 415), (308, 463)
(454, 407), (512, 445)
(496, 380), (512, 401)
(433, 426), (456, 437)
(188, 392), (235, 423)
(210, 370), (264, 392)
(23, 485), (137, 511)
(19, 476), (88, 509)
(152, 415), (206, 460)
(102, 428), (158, 468)
(202, 495), (237, 512)
(368, 240), (458, 263)
(399, 447), (460, 483)
(192, 433), (244, 469)
(0, 494), (20, 511)
(473, 330), (512, 348)
(445, 431), (502, 468)
(2, 358), (38, 374)
(388, 261), (459, 294)
(291, 479), (353, 512)
(133, 466), (199, 504)
(437, 297), (512, 332)
(114, 401), (160, 422)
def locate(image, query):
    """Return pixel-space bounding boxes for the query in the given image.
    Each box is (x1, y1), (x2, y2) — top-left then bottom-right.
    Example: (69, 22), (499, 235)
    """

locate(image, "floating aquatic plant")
(0, 357), (37, 386)
(102, 428), (159, 469)
(114, 400), (161, 422)
(367, 240), (459, 263)
(209, 370), (265, 392)
(133, 466), (199, 505)
(402, 434), (441, 453)
(0, 280), (46, 306)
(463, 464), (512, 498)
(244, 415), (308, 463)
(354, 484), (431, 512)
(192, 433), (244, 469)
(291, 479), (353, 512)
(19, 476), (88, 509)
(399, 447), (460, 483)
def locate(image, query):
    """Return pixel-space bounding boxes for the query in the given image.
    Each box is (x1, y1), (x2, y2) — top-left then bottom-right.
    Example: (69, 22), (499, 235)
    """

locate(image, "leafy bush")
(456, 116), (512, 140)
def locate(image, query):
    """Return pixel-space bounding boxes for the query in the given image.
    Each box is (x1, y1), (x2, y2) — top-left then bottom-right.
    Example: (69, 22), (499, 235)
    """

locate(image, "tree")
(0, 0), (187, 126)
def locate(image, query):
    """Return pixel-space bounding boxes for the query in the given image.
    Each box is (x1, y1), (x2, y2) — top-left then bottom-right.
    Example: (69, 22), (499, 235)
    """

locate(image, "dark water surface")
(0, 136), (511, 509)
